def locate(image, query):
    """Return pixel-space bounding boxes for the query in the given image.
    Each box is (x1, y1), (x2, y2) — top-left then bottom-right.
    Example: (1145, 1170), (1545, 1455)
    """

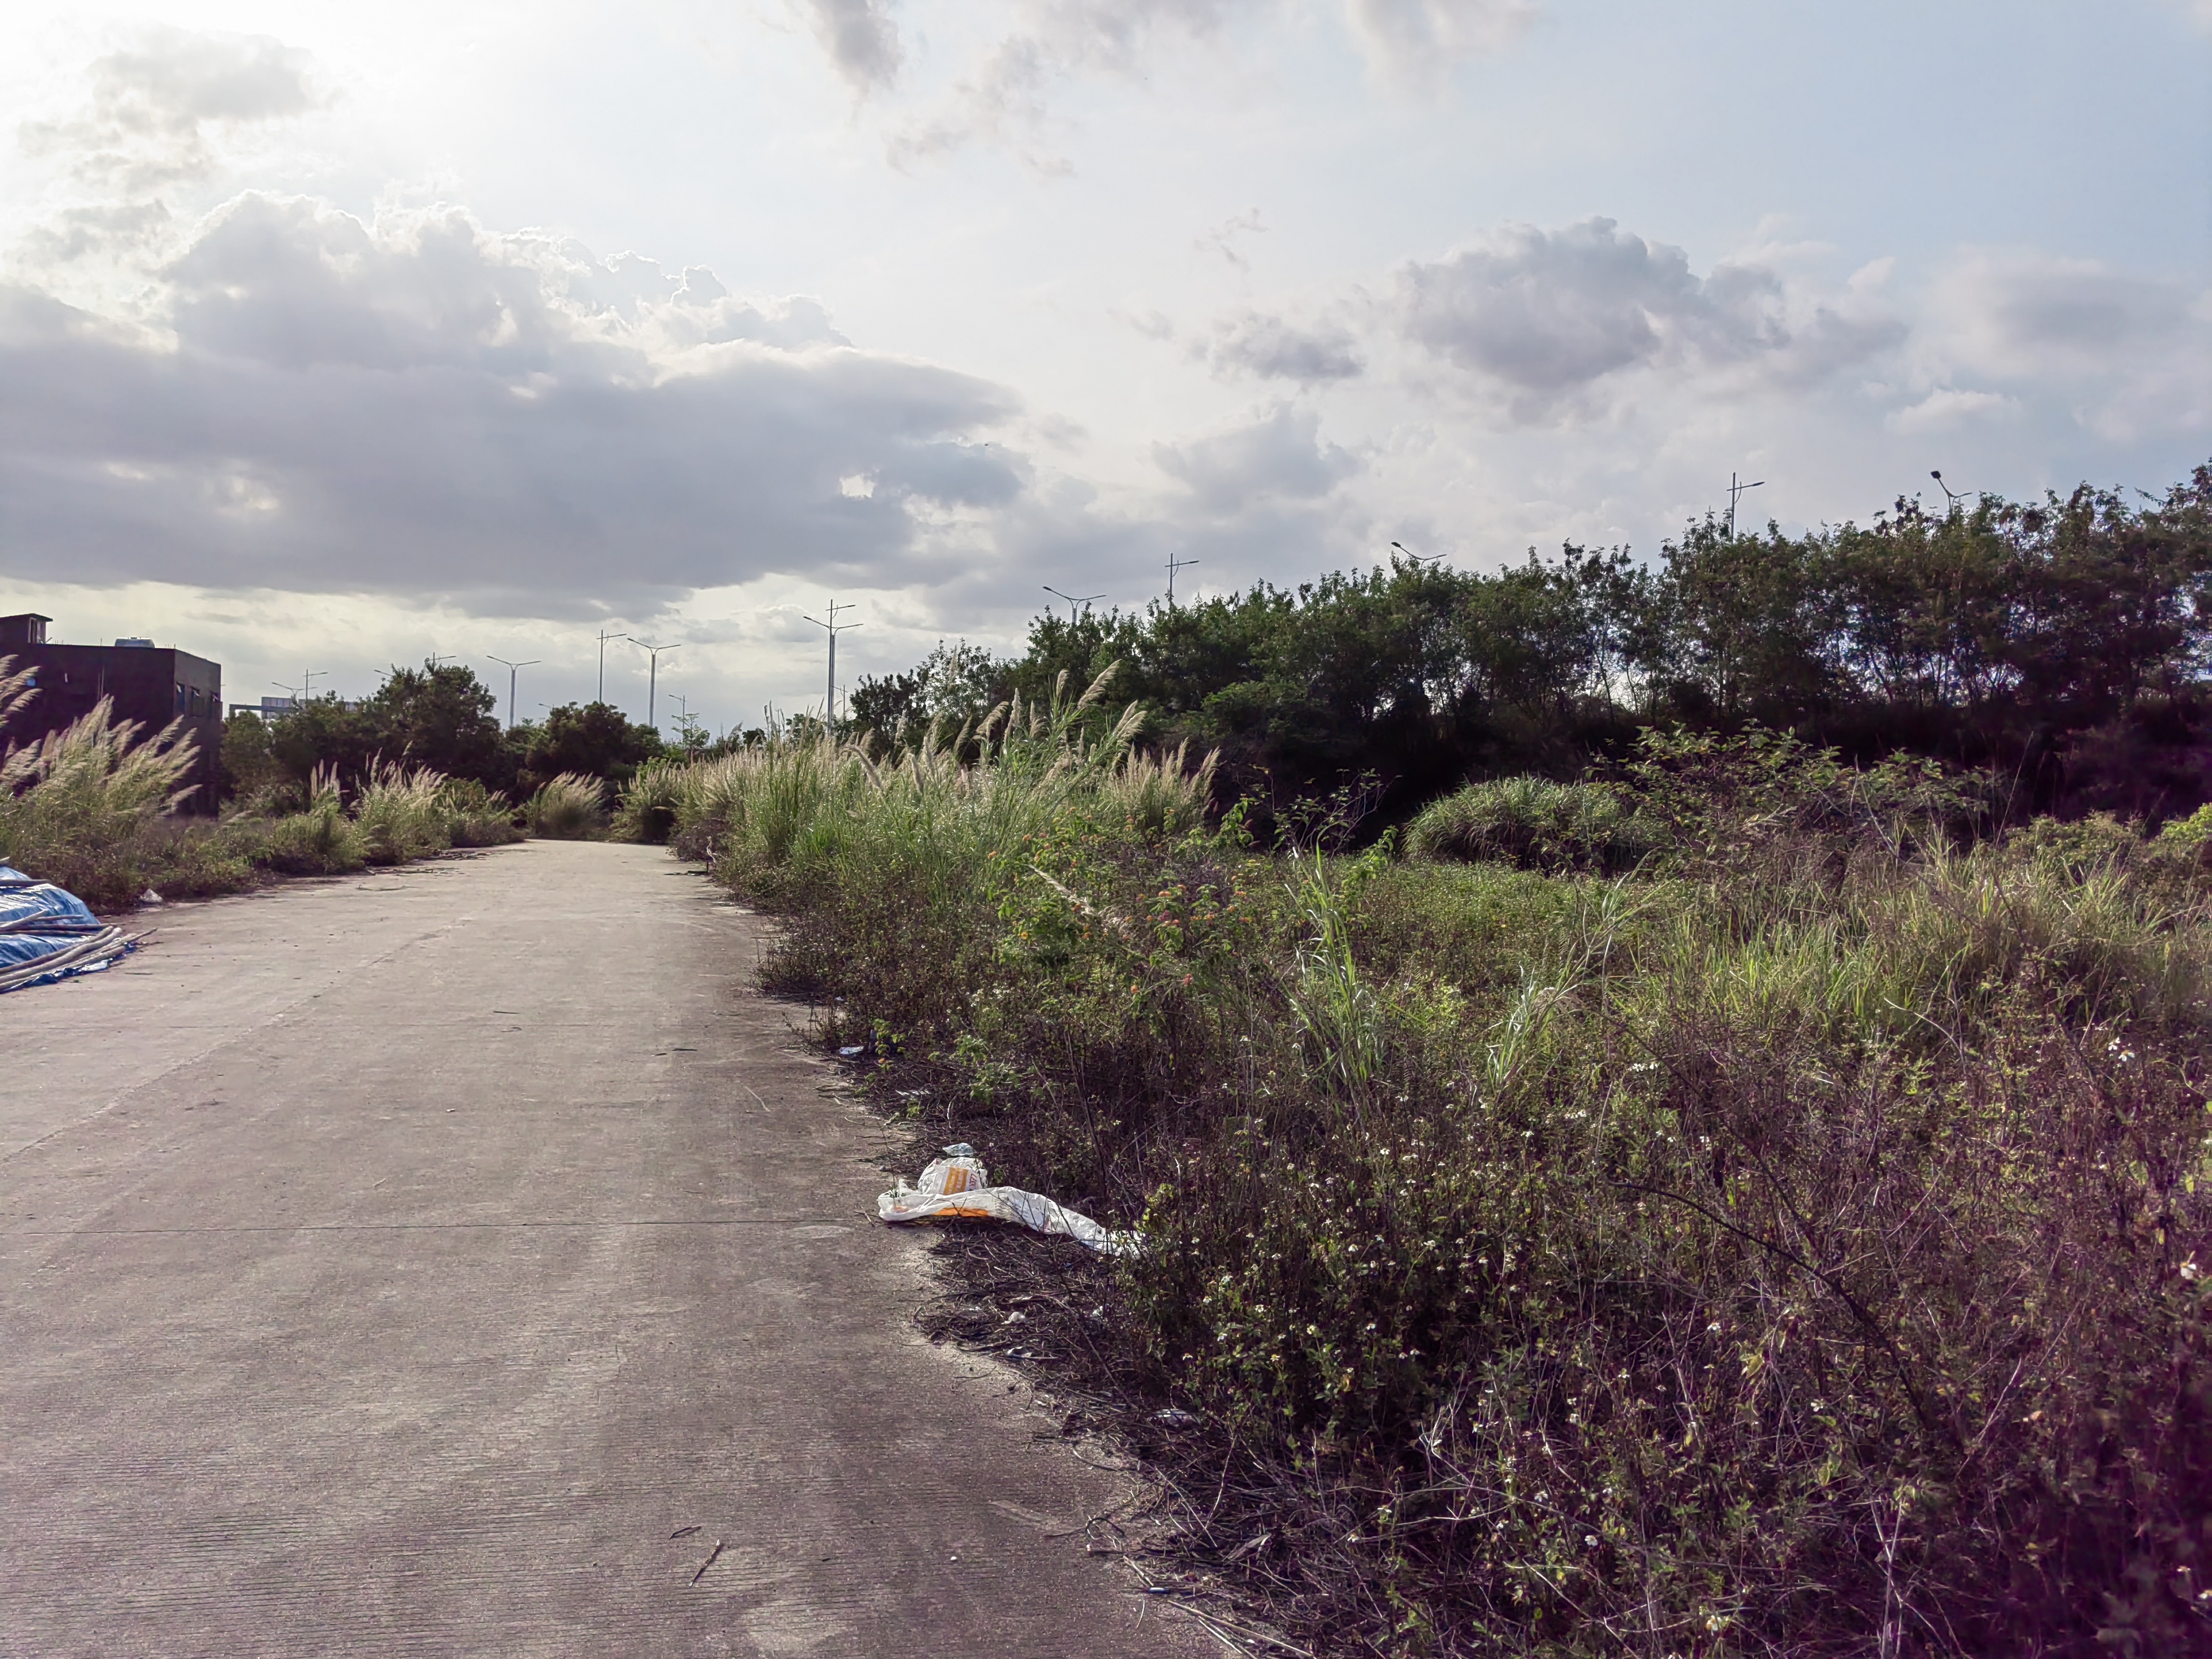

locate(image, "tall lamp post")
(630, 639), (680, 729)
(804, 601), (860, 728)
(596, 627), (628, 705)
(1726, 471), (1766, 537)
(486, 655), (539, 730)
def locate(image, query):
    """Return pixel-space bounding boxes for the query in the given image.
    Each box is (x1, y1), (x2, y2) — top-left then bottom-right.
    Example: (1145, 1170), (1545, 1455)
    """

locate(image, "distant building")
(0, 613), (224, 811)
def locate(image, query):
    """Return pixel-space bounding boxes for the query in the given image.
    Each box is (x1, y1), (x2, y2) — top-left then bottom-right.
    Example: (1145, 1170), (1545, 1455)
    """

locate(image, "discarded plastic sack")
(0, 865), (137, 994)
(879, 1143), (1141, 1257)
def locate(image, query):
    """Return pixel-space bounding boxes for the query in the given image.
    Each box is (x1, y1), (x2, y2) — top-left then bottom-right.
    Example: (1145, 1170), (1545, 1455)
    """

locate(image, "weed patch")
(658, 709), (2212, 1656)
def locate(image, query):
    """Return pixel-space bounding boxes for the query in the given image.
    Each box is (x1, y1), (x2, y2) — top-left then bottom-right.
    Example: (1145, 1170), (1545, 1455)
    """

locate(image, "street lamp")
(630, 639), (680, 729)
(804, 602), (860, 726)
(595, 627), (628, 705)
(1042, 585), (1103, 624)
(1726, 472), (1766, 537)
(1930, 470), (1969, 512)
(485, 655), (540, 730)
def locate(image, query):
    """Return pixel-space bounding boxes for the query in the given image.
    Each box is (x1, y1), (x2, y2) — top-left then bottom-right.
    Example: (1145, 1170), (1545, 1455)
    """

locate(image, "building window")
(176, 682), (186, 712)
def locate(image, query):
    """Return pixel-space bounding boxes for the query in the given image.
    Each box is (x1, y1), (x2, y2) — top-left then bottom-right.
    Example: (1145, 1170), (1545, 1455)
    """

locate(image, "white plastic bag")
(878, 1144), (1141, 1257)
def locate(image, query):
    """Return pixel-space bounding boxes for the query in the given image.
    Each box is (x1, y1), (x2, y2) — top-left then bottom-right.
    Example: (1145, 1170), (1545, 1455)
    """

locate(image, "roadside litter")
(0, 865), (138, 993)
(879, 1144), (1141, 1257)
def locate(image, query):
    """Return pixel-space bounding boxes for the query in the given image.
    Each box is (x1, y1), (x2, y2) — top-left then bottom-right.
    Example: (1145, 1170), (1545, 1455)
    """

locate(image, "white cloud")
(1395, 217), (1904, 421)
(1208, 309), (1363, 381)
(18, 28), (315, 194)
(1341, 0), (1537, 90)
(889, 0), (1537, 162)
(1920, 249), (2210, 440)
(1888, 387), (2020, 434)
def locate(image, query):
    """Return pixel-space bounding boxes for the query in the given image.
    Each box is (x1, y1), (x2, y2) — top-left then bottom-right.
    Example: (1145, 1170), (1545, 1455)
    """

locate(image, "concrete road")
(1, 842), (1202, 1658)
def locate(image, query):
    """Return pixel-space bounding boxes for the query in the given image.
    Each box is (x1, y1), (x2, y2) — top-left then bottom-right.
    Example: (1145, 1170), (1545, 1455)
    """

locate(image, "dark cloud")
(0, 200), (1020, 615)
(1398, 217), (1901, 418)
(804, 0), (903, 93)
(1209, 311), (1363, 382)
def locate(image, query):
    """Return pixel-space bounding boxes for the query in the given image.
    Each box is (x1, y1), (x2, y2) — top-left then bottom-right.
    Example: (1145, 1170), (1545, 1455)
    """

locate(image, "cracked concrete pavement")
(0, 840), (1205, 1657)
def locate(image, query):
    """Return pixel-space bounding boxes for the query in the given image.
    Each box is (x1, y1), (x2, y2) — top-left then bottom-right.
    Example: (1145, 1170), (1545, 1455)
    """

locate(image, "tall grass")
(353, 761), (453, 864)
(1, 660), (201, 906)
(651, 714), (2210, 1655)
(523, 771), (605, 839)
(2, 660), (516, 905)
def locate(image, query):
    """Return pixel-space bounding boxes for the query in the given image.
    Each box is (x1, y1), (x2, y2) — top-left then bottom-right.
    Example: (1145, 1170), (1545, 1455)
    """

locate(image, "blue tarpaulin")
(0, 865), (135, 992)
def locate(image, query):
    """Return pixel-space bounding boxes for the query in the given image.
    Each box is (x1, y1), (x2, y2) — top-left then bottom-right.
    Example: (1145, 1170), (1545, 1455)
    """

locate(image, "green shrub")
(435, 777), (522, 847)
(611, 757), (683, 844)
(257, 802), (367, 874)
(351, 761), (453, 864)
(1408, 774), (1662, 872)
(523, 771), (605, 839)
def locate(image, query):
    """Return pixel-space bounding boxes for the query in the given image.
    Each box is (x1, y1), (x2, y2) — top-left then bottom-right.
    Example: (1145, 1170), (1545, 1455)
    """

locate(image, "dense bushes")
(220, 666), (667, 807)
(652, 684), (2212, 1656)
(854, 461), (2212, 825)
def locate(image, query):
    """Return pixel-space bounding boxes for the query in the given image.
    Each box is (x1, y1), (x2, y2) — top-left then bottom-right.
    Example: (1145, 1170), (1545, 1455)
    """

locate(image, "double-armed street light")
(804, 601), (860, 726)
(630, 639), (681, 729)
(1043, 585), (1104, 624)
(486, 655), (541, 730)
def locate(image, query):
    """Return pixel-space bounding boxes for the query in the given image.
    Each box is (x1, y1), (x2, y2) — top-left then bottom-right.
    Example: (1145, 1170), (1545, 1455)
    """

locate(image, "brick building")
(1, 613), (225, 811)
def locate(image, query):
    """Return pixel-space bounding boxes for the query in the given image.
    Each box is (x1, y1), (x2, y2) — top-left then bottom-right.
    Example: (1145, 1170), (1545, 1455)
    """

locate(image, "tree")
(522, 702), (663, 791)
(366, 662), (509, 787)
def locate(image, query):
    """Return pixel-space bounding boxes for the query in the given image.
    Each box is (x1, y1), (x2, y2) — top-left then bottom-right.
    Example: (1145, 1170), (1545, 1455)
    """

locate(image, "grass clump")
(611, 757), (683, 844)
(651, 710), (2210, 1656)
(523, 771), (605, 839)
(439, 777), (523, 847)
(1, 658), (515, 905)
(352, 761), (453, 864)
(0, 658), (204, 907)
(1407, 774), (1660, 872)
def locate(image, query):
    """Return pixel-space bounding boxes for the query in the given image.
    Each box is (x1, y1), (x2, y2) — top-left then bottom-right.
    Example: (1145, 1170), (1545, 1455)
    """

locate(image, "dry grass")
(674, 717), (2212, 1655)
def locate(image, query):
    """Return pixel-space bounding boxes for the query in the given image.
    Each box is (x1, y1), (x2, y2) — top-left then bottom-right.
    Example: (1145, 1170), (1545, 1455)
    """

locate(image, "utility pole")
(271, 671), (322, 708)
(630, 639), (680, 729)
(1165, 554), (1200, 606)
(596, 627), (628, 705)
(485, 655), (539, 730)
(804, 601), (861, 727)
(1042, 585), (1103, 624)
(1727, 472), (1766, 537)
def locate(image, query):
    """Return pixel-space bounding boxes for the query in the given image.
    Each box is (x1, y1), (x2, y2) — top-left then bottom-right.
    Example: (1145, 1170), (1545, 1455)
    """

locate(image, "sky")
(0, 0), (2207, 733)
